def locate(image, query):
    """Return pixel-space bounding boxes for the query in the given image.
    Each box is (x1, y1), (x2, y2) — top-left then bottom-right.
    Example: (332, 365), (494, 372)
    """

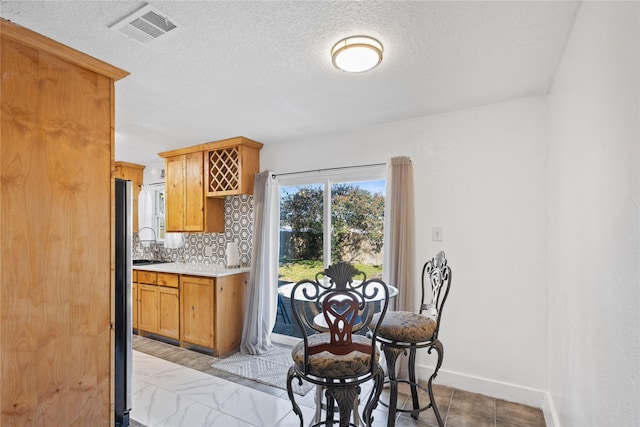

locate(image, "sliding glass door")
(274, 167), (386, 338)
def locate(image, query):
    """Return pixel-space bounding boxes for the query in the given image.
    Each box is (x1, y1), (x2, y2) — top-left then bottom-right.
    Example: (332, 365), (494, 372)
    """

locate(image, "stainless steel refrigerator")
(114, 179), (133, 426)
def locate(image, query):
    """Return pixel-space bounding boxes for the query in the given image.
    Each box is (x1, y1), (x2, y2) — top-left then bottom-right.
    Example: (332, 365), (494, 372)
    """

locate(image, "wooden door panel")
(215, 273), (247, 356)
(165, 155), (184, 232)
(158, 286), (180, 339)
(181, 276), (214, 347)
(138, 284), (158, 333)
(184, 151), (204, 231)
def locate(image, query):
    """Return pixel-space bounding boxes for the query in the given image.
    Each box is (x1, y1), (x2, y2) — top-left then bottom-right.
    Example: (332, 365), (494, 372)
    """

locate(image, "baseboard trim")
(542, 391), (561, 427)
(271, 333), (559, 421)
(271, 332), (300, 347)
(416, 363), (547, 408)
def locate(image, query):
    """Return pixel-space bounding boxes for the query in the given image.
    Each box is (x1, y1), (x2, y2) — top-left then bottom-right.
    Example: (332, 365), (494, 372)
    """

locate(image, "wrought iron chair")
(286, 262), (390, 427)
(370, 251), (452, 427)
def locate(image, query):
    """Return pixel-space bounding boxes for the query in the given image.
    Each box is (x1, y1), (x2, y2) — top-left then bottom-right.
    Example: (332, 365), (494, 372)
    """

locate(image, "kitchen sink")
(132, 260), (170, 266)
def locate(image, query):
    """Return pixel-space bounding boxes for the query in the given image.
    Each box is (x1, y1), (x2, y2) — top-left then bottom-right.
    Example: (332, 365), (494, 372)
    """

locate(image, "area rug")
(211, 345), (313, 396)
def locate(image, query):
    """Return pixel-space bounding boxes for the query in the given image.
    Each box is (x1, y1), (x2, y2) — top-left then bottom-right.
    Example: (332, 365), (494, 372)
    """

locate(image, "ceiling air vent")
(109, 4), (183, 45)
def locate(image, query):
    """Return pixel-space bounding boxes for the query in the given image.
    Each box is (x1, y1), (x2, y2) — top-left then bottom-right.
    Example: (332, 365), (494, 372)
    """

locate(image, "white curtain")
(383, 156), (415, 312)
(240, 171), (279, 355)
(138, 185), (154, 247)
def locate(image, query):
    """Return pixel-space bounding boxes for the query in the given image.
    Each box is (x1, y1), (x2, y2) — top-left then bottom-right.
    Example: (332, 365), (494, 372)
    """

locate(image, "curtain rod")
(272, 162), (386, 178)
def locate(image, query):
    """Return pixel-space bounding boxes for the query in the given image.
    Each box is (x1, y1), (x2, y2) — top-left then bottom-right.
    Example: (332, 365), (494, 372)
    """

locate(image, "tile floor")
(130, 336), (546, 427)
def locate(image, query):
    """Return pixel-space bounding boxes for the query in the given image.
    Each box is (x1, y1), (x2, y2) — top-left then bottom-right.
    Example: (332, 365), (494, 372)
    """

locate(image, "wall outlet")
(204, 246), (213, 257)
(432, 226), (443, 242)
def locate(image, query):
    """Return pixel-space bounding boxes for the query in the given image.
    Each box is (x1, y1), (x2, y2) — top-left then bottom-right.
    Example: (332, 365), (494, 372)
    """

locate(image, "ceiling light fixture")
(331, 35), (383, 73)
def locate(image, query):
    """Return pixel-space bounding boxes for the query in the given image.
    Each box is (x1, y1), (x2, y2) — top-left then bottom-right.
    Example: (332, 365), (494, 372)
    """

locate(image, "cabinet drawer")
(137, 271), (157, 285)
(157, 273), (179, 288)
(133, 270), (138, 281)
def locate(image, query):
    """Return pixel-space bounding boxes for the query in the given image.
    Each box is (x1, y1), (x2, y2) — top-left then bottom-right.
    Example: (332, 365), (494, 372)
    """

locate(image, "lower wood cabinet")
(137, 271), (180, 340)
(134, 269), (247, 355)
(181, 273), (247, 356)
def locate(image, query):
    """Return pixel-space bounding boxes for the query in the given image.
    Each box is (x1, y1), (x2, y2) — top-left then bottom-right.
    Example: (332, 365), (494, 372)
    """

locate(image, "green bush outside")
(278, 258), (383, 283)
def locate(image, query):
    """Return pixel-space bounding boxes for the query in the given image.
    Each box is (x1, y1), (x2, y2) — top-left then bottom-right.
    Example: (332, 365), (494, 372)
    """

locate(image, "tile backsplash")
(133, 195), (254, 267)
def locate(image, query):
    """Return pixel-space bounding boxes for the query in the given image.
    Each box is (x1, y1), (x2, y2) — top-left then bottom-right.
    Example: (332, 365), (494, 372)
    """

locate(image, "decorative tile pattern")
(133, 195), (254, 267)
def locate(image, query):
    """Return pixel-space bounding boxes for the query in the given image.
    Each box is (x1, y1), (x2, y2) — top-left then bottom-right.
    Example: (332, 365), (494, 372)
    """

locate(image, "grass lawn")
(278, 258), (383, 283)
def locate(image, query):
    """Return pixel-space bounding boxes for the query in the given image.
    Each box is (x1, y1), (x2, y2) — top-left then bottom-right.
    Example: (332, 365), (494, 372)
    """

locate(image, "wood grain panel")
(114, 161), (144, 231)
(215, 273), (248, 356)
(157, 273), (179, 288)
(1, 19), (128, 81)
(184, 152), (204, 231)
(157, 287), (180, 339)
(180, 276), (214, 348)
(1, 23), (123, 425)
(164, 155), (184, 232)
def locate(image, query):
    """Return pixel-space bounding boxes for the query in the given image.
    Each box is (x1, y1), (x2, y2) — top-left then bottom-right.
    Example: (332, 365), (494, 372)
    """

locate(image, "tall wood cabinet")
(0, 19), (128, 426)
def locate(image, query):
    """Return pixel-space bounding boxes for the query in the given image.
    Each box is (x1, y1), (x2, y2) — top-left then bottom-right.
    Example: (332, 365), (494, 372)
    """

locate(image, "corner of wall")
(542, 392), (560, 427)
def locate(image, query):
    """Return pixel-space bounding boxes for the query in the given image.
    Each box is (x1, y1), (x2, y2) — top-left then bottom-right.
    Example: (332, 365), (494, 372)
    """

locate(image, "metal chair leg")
(427, 340), (445, 427)
(408, 346), (420, 419)
(286, 366), (304, 427)
(382, 344), (405, 427)
(363, 366), (385, 426)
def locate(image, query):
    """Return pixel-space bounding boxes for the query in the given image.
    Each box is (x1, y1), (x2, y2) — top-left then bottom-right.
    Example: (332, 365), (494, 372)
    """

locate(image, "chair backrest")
(290, 262), (390, 371)
(419, 251), (452, 341)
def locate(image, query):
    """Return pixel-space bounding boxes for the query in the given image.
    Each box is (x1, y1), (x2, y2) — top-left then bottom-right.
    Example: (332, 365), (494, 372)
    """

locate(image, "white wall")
(547, 2), (640, 426)
(262, 96), (548, 404)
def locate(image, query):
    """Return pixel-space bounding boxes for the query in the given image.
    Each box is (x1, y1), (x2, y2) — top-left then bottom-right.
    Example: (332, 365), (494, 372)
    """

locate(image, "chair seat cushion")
(372, 311), (437, 343)
(292, 333), (378, 378)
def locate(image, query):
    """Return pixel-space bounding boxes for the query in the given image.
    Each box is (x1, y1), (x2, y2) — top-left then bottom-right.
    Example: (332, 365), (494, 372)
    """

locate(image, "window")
(274, 166), (386, 338)
(149, 183), (165, 241)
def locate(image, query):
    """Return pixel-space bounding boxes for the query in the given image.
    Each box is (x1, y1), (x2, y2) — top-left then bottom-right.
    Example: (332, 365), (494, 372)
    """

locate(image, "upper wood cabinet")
(114, 161), (145, 231)
(159, 138), (262, 232)
(205, 137), (263, 197)
(163, 151), (224, 233)
(0, 18), (128, 426)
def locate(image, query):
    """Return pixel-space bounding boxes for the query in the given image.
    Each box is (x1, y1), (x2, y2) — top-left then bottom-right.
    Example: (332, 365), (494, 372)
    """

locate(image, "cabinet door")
(138, 284), (158, 333)
(183, 151), (205, 231)
(181, 276), (214, 348)
(114, 162), (144, 231)
(165, 155), (185, 232)
(158, 286), (180, 339)
(215, 273), (248, 356)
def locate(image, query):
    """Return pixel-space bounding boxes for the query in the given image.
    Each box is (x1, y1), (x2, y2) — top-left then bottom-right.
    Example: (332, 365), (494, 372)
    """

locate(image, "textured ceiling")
(0, 1), (580, 166)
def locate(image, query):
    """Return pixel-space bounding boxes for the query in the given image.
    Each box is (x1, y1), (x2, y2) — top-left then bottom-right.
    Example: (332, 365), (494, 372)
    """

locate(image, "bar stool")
(370, 251), (452, 427)
(286, 262), (391, 427)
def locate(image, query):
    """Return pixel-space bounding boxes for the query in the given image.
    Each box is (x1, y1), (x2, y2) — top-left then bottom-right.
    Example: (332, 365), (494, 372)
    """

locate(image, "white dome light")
(331, 35), (383, 73)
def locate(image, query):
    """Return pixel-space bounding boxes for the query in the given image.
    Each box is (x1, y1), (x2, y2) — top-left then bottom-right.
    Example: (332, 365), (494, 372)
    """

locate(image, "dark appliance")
(114, 179), (133, 426)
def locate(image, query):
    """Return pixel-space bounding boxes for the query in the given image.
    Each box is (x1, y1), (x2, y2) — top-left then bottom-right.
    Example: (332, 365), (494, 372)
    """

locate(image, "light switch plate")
(432, 226), (443, 241)
(204, 246), (213, 257)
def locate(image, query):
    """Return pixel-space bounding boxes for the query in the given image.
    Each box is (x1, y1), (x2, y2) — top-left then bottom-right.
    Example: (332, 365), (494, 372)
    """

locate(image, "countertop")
(133, 262), (250, 278)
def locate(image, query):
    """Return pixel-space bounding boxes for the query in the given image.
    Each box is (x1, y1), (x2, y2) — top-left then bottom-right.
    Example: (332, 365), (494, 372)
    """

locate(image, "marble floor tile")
(153, 401), (254, 427)
(131, 380), (199, 427)
(131, 335), (546, 427)
(196, 382), (293, 426)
